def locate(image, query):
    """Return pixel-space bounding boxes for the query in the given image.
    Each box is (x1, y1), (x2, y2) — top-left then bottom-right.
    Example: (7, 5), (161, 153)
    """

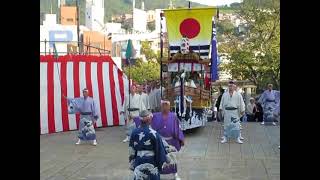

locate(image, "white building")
(40, 14), (78, 55)
(105, 23), (124, 34)
(85, 0), (105, 31)
(43, 14), (57, 26)
(133, 8), (147, 33)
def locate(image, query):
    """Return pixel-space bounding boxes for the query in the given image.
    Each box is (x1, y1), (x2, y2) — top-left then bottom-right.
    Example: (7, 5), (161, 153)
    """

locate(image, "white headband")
(161, 100), (170, 105)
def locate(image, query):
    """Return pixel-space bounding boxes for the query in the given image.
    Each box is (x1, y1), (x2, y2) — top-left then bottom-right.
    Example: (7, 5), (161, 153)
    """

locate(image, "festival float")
(160, 7), (219, 130)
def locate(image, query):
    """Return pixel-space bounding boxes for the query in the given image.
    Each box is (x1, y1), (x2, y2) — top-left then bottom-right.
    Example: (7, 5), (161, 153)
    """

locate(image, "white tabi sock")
(92, 139), (97, 146)
(75, 139), (81, 145)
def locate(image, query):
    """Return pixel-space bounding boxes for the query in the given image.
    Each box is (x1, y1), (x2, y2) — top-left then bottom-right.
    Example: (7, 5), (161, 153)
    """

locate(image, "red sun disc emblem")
(179, 18), (201, 39)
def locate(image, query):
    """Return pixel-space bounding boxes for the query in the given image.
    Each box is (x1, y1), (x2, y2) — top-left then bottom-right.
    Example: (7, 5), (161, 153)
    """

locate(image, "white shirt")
(125, 93), (146, 117)
(140, 92), (150, 110)
(219, 90), (245, 118)
(149, 88), (156, 110)
(246, 103), (256, 115)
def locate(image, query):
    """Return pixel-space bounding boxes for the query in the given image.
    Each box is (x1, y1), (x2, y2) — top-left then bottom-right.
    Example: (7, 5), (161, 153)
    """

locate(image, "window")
(67, 18), (73, 22)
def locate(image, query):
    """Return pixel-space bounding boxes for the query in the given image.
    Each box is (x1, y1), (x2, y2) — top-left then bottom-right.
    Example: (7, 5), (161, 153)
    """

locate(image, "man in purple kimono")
(66, 88), (99, 146)
(151, 100), (185, 180)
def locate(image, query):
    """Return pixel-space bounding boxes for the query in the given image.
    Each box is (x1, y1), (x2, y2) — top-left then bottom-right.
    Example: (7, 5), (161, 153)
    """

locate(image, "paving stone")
(41, 122), (279, 179)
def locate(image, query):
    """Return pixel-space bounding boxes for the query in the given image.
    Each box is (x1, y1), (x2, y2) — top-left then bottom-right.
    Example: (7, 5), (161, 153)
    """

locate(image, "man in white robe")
(123, 85), (146, 142)
(138, 84), (150, 111)
(149, 82), (157, 112)
(154, 81), (165, 112)
(219, 81), (245, 144)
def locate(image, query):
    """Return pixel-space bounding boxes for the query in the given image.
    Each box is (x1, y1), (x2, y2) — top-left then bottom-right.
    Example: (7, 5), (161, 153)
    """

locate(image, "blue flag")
(211, 18), (219, 81)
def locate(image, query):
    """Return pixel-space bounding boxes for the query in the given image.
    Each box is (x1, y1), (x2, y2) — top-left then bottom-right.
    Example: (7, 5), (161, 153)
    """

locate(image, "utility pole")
(76, 0), (81, 54)
(50, 0), (53, 14)
(132, 0), (135, 34)
(160, 12), (164, 98)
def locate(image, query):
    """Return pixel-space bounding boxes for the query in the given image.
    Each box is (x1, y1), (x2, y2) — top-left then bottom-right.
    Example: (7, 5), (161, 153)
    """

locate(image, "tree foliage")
(230, 3), (241, 8)
(216, 20), (236, 42)
(141, 41), (158, 61)
(123, 59), (160, 83)
(218, 0), (280, 91)
(123, 40), (164, 83)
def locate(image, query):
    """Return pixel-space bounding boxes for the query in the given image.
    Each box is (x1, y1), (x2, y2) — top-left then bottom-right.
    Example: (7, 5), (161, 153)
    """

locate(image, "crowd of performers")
(65, 79), (279, 180)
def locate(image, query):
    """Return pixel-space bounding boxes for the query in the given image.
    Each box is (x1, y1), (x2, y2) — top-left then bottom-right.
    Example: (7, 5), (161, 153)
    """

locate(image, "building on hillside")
(112, 14), (133, 22)
(43, 14), (57, 26)
(60, 6), (77, 25)
(85, 0), (105, 31)
(105, 23), (126, 34)
(133, 8), (147, 33)
(82, 31), (112, 55)
(219, 13), (248, 29)
(40, 11), (112, 57)
(40, 14), (78, 55)
(147, 10), (156, 22)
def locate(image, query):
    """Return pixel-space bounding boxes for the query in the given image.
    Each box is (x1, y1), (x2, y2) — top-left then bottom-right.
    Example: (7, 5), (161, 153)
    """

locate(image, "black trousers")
(255, 112), (263, 122)
(247, 114), (256, 122)
(217, 111), (223, 122)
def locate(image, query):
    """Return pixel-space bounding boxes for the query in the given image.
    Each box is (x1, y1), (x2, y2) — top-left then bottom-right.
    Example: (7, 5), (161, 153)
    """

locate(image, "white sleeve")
(145, 95), (150, 110)
(219, 95), (224, 111)
(139, 96), (146, 111)
(239, 95), (245, 113)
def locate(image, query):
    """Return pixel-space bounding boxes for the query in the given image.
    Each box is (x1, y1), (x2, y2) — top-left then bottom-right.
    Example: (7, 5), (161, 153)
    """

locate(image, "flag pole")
(53, 43), (65, 98)
(128, 57), (131, 110)
(76, 0), (81, 54)
(160, 11), (164, 99)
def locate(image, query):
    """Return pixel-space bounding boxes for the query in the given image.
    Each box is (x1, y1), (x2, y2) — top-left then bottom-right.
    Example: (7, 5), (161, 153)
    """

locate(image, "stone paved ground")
(40, 121), (280, 180)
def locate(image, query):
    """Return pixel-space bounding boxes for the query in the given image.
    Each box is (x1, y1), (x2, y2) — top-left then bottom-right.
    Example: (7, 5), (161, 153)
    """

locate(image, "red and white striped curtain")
(40, 55), (128, 134)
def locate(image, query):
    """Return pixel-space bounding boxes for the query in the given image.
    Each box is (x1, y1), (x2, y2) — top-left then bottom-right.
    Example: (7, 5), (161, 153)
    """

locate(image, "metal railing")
(40, 40), (111, 56)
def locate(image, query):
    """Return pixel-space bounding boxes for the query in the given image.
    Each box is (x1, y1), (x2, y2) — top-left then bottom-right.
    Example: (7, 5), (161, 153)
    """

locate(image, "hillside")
(40, 0), (274, 24)
(40, 0), (231, 24)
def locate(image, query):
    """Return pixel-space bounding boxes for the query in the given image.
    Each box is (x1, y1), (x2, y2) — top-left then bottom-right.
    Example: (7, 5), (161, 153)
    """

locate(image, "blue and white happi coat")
(259, 90), (280, 123)
(129, 124), (168, 180)
(67, 97), (99, 141)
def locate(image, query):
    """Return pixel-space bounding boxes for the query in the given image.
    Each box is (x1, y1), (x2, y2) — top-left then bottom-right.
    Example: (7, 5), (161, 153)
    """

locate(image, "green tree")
(216, 19), (236, 42)
(218, 0), (280, 91)
(124, 59), (160, 83)
(141, 41), (158, 61)
(230, 2), (241, 8)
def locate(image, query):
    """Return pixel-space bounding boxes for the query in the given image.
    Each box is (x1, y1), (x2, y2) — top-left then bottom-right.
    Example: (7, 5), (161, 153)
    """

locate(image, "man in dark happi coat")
(129, 110), (168, 180)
